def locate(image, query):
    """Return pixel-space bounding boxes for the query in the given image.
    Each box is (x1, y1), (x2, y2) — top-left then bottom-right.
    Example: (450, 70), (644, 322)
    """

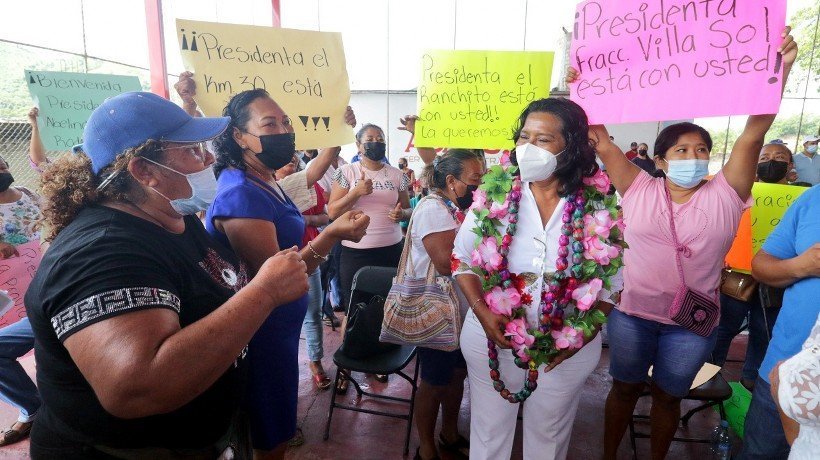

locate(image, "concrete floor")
(0, 326), (750, 459)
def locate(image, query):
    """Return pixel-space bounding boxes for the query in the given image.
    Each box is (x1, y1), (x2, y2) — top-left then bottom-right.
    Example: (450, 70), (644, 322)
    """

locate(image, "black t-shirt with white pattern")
(25, 205), (248, 450)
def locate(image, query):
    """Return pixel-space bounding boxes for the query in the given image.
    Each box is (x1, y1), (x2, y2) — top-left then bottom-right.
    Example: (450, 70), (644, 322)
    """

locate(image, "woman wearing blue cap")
(24, 91), (307, 458)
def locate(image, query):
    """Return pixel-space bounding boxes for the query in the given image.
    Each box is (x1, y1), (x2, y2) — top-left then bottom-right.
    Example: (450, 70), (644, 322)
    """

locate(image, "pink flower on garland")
(500, 150), (513, 167)
(469, 188), (488, 212)
(583, 236), (620, 265)
(476, 237), (503, 271)
(484, 286), (521, 316)
(583, 210), (615, 239)
(488, 198), (510, 219)
(572, 278), (603, 311)
(505, 318), (535, 361)
(583, 169), (611, 194)
(551, 326), (584, 350)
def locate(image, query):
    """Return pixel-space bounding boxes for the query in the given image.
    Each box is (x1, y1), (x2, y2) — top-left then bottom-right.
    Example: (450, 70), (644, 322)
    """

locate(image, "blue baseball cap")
(76, 92), (230, 174)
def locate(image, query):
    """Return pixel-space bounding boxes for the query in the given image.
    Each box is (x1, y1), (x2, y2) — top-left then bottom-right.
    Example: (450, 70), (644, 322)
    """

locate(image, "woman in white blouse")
(407, 149), (484, 460)
(772, 313), (820, 460)
(452, 98), (622, 460)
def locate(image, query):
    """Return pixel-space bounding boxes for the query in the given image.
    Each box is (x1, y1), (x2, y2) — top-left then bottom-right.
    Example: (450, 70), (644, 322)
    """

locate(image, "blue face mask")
(665, 159), (710, 189)
(807, 144), (818, 154)
(145, 158), (218, 215)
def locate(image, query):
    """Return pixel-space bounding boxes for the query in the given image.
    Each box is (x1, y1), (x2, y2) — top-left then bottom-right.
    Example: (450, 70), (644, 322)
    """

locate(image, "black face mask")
(248, 132), (295, 170)
(757, 160), (789, 183)
(0, 173), (13, 192)
(362, 142), (386, 161)
(455, 183), (478, 210)
(638, 149), (648, 156)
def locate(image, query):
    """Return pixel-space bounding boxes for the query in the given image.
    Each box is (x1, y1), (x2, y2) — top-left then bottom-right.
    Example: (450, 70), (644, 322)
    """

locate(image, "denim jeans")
(738, 377), (790, 459)
(302, 269), (324, 362)
(0, 318), (39, 422)
(711, 294), (780, 382)
(607, 309), (718, 398)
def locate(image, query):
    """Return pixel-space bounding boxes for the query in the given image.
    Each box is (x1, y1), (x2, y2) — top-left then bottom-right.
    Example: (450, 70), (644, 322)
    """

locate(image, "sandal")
(438, 433), (469, 458)
(313, 372), (332, 390)
(335, 376), (349, 394)
(287, 427), (304, 447)
(0, 422), (32, 447)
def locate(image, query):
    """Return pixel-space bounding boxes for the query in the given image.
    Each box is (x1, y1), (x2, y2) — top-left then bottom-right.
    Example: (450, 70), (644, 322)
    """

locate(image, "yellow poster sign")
(751, 182), (807, 253)
(415, 50), (553, 150)
(176, 19), (354, 149)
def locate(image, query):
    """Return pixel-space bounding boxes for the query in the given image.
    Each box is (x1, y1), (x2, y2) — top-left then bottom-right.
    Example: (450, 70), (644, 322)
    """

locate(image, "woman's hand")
(352, 168), (373, 198)
(344, 106), (356, 128)
(474, 303), (511, 349)
(327, 210), (370, 243)
(566, 67), (580, 85)
(387, 203), (404, 223)
(780, 26), (797, 68)
(250, 246), (309, 306)
(545, 327), (600, 372)
(27, 107), (38, 125)
(398, 115), (419, 135)
(174, 72), (198, 114)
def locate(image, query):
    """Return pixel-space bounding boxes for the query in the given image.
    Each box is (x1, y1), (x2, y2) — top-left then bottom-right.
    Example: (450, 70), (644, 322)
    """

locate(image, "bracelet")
(471, 297), (486, 310)
(307, 241), (328, 262)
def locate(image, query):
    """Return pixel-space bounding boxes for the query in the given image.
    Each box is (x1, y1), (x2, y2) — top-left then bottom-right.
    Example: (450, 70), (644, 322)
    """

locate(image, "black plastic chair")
(628, 372), (732, 459)
(323, 266), (419, 455)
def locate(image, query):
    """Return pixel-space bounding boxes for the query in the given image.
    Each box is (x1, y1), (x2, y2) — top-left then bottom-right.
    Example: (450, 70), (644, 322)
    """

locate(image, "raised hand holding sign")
(569, 0), (787, 124)
(177, 19), (354, 150)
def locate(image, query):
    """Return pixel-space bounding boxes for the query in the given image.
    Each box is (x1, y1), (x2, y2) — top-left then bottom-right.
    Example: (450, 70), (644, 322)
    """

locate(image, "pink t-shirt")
(334, 162), (409, 249)
(619, 171), (751, 324)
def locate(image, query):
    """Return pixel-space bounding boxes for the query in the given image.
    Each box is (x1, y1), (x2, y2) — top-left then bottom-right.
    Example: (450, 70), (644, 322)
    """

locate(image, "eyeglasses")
(160, 143), (208, 161)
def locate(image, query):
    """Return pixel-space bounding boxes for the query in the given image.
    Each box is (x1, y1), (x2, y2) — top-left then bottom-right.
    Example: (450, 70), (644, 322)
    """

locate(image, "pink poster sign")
(0, 241), (43, 328)
(569, 0), (787, 124)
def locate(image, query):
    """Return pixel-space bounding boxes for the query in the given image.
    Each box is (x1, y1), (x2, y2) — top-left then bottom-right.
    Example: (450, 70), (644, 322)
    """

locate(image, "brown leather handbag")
(720, 269), (759, 303)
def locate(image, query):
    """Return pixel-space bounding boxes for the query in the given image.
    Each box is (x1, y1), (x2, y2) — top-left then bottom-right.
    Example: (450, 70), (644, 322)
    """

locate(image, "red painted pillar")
(272, 0), (281, 27)
(144, 0), (169, 98)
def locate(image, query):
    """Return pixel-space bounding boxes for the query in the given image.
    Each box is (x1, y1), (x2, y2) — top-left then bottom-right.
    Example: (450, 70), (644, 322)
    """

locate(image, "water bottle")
(710, 420), (731, 458)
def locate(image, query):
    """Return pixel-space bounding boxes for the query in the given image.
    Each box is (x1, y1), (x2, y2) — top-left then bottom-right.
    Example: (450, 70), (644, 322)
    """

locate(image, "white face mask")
(145, 158), (218, 215)
(516, 142), (564, 182)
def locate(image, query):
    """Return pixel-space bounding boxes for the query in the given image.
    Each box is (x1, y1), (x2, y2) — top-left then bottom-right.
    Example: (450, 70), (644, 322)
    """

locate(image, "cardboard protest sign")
(569, 0), (787, 124)
(0, 241), (43, 328)
(25, 70), (142, 150)
(415, 50), (553, 150)
(751, 182), (807, 253)
(176, 19), (354, 150)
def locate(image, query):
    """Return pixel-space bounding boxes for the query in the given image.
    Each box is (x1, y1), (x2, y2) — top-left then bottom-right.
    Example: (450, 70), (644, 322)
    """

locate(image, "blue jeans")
(711, 294), (780, 382)
(0, 318), (39, 422)
(302, 269), (324, 362)
(738, 377), (790, 459)
(607, 309), (718, 398)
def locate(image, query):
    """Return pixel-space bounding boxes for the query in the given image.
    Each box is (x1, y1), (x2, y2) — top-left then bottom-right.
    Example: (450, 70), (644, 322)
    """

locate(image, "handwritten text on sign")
(0, 241), (43, 328)
(415, 50), (553, 150)
(751, 182), (806, 253)
(176, 19), (354, 150)
(26, 70), (142, 150)
(569, 0), (787, 124)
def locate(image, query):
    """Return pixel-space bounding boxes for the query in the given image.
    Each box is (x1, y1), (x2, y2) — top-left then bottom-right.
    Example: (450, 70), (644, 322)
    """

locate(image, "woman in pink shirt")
(328, 124), (411, 391)
(569, 28), (797, 460)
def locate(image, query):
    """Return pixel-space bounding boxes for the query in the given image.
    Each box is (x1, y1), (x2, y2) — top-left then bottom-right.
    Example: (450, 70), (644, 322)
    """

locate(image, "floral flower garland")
(466, 152), (626, 403)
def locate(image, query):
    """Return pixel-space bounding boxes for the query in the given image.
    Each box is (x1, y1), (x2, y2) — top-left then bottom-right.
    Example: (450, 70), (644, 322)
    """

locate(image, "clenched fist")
(328, 210), (370, 243)
(251, 246), (308, 306)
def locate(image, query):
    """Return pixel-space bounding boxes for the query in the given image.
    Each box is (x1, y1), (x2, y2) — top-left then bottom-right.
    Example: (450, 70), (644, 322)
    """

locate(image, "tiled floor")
(0, 326), (749, 459)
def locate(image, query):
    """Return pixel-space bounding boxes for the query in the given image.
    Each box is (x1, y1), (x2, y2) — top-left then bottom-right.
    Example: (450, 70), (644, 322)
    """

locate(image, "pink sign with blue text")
(570, 0), (787, 124)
